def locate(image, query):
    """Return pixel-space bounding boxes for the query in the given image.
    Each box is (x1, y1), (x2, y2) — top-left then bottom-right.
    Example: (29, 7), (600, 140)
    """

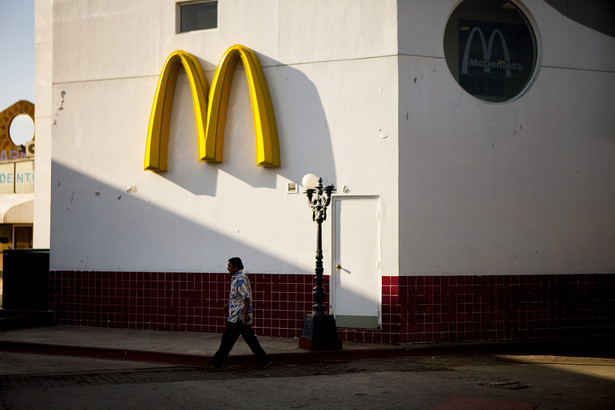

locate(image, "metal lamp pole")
(305, 178), (335, 315)
(299, 174), (342, 351)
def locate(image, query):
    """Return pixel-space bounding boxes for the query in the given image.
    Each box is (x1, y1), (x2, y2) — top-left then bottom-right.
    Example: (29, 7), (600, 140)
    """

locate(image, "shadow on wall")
(49, 161), (314, 274)
(160, 54), (337, 196)
(544, 0), (615, 37)
(48, 162), (344, 336)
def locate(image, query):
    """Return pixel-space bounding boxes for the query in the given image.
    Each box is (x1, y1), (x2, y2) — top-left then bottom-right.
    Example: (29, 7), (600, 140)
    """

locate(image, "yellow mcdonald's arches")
(145, 45), (280, 171)
(145, 50), (208, 171)
(206, 45), (280, 167)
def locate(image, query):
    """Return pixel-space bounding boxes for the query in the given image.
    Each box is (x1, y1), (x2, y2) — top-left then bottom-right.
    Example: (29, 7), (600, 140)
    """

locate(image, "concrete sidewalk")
(0, 325), (409, 367)
(1, 324), (613, 368)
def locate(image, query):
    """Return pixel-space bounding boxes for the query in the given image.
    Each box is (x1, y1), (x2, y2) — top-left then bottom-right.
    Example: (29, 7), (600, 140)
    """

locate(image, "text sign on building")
(458, 20), (535, 101)
(443, 0), (538, 103)
(0, 160), (35, 194)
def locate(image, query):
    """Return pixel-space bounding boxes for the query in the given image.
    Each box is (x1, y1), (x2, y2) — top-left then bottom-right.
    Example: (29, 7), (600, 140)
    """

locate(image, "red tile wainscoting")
(49, 272), (615, 344)
(339, 274), (615, 344)
(48, 272), (322, 338)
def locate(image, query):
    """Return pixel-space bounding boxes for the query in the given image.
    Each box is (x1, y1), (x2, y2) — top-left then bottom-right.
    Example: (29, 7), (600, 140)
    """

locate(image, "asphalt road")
(1, 350), (614, 409)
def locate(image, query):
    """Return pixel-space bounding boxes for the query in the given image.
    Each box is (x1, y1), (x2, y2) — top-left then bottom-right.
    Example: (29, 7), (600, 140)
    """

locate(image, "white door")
(332, 196), (380, 329)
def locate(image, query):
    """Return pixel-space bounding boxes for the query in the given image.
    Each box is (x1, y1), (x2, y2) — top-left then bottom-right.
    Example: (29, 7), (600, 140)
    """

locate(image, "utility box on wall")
(2, 249), (50, 310)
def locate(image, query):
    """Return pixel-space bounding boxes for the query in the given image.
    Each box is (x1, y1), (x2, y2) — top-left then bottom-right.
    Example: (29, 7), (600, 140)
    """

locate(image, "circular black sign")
(444, 0), (538, 102)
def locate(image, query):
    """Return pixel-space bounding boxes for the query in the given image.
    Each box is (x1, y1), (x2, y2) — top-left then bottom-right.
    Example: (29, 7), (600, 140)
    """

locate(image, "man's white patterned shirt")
(228, 271), (253, 325)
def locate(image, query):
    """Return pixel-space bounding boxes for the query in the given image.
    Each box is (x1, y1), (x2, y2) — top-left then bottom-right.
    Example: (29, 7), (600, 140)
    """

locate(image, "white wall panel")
(398, 0), (615, 275)
(279, 0), (398, 64)
(41, 0), (614, 278)
(47, 23), (399, 274)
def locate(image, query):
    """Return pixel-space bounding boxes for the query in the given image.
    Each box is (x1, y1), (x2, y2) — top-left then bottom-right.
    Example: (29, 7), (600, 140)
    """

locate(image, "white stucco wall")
(40, 0), (613, 279)
(33, 0), (52, 249)
(43, 0), (400, 274)
(398, 0), (615, 275)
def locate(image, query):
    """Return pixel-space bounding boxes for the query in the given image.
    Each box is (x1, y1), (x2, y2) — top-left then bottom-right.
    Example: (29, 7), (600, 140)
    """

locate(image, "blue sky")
(0, 0), (34, 145)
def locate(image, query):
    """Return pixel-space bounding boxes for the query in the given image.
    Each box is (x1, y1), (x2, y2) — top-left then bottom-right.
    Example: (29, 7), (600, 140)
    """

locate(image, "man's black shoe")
(256, 360), (273, 369)
(204, 361), (222, 371)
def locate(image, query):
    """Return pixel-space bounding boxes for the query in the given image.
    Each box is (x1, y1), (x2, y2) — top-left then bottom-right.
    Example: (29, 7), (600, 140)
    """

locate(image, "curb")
(0, 341), (204, 366)
(1, 337), (612, 367)
(0, 311), (53, 331)
(0, 340), (418, 367)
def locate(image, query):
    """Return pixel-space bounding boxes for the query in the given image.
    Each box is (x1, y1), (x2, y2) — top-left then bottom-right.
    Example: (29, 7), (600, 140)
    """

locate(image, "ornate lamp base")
(299, 313), (342, 351)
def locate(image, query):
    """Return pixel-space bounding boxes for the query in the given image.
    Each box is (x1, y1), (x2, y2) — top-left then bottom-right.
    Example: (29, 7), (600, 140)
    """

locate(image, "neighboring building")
(0, 100), (35, 307)
(0, 100), (35, 266)
(35, 0), (615, 344)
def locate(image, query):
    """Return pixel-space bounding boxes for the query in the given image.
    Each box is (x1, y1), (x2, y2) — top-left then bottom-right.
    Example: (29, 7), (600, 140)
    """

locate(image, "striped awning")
(0, 193), (34, 223)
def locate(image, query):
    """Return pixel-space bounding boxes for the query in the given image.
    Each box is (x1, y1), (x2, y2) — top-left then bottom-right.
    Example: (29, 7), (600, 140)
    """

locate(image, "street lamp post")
(299, 173), (342, 351)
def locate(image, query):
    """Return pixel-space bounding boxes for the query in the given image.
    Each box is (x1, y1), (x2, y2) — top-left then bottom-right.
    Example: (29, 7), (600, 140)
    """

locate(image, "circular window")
(444, 0), (538, 103)
(9, 114), (35, 146)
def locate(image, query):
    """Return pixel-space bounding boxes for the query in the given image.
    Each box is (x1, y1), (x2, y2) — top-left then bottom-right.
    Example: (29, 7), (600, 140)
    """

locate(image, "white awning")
(0, 193), (34, 223)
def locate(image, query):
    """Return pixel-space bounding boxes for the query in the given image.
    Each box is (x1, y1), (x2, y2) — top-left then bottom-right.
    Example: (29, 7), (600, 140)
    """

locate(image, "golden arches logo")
(145, 45), (280, 171)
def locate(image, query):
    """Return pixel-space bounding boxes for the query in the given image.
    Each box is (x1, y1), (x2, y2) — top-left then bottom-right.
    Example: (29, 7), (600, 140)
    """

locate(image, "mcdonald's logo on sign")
(145, 44), (280, 171)
(461, 26), (522, 78)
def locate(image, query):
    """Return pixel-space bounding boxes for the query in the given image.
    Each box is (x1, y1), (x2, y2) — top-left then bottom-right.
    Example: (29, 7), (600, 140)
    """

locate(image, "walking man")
(208, 257), (271, 369)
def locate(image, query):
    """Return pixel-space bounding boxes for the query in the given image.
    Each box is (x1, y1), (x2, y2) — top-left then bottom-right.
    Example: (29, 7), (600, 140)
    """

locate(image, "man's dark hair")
(229, 257), (244, 270)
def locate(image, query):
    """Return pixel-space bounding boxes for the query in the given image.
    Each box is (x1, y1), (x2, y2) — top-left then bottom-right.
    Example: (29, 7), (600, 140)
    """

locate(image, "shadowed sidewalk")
(1, 325), (613, 368)
(0, 325), (407, 367)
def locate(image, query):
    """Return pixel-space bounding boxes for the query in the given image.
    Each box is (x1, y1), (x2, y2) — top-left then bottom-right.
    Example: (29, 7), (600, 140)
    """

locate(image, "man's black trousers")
(212, 321), (269, 367)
